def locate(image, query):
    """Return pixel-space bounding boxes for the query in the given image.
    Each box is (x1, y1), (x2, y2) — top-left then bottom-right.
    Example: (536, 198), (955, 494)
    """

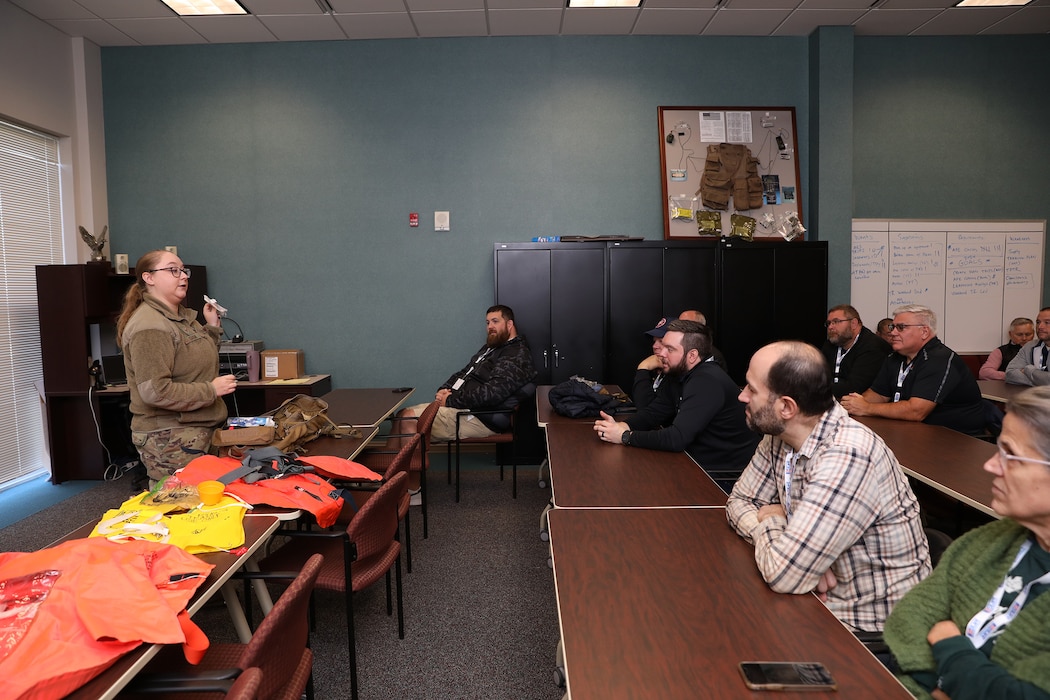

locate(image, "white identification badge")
(452, 378), (465, 390)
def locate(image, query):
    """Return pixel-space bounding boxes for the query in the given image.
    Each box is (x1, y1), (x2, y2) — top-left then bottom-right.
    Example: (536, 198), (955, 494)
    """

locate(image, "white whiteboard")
(851, 220), (1045, 353)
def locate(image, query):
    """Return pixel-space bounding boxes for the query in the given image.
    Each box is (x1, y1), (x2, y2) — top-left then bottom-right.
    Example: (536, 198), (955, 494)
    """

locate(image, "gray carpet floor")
(0, 453), (564, 700)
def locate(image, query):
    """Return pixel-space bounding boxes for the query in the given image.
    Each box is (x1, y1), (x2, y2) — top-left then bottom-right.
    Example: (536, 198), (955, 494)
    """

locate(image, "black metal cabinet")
(606, 241), (720, 391)
(494, 239), (828, 390)
(494, 243), (606, 384)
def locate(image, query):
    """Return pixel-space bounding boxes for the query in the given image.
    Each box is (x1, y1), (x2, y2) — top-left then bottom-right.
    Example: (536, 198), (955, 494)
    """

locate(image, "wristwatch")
(621, 430), (632, 446)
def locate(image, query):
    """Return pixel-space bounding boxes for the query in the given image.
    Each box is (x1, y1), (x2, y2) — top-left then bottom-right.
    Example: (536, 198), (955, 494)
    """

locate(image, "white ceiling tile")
(488, 0), (562, 9)
(182, 14), (279, 41)
(724, 0), (801, 8)
(331, 0), (405, 11)
(488, 8), (563, 34)
(48, 17), (140, 43)
(852, 8), (940, 34)
(241, 0), (324, 13)
(774, 8), (865, 35)
(75, 0), (174, 19)
(702, 7), (790, 34)
(633, 8), (711, 33)
(411, 8), (487, 35)
(799, 0), (872, 8)
(106, 17), (208, 44)
(879, 0), (956, 8)
(257, 13), (348, 39)
(407, 0), (484, 11)
(910, 6), (1016, 34)
(334, 11), (418, 38)
(561, 7), (640, 34)
(7, 0), (96, 20)
(644, 0), (717, 9)
(980, 6), (1050, 33)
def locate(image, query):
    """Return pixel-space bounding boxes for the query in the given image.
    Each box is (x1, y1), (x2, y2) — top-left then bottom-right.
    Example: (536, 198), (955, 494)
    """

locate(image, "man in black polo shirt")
(840, 304), (986, 435)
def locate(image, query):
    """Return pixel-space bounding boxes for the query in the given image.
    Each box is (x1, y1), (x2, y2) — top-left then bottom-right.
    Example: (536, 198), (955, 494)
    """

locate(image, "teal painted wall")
(101, 36), (808, 392)
(101, 33), (1050, 391)
(852, 35), (1050, 306)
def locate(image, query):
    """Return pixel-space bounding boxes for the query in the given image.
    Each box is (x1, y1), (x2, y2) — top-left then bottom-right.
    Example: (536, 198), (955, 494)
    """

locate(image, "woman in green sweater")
(884, 386), (1050, 699)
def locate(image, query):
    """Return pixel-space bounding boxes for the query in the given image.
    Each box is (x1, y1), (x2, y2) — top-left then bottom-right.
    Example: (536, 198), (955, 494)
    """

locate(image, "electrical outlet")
(435, 211), (450, 231)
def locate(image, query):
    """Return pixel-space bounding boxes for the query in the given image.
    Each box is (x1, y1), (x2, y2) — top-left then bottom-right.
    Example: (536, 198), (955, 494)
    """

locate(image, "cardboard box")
(261, 349), (304, 380)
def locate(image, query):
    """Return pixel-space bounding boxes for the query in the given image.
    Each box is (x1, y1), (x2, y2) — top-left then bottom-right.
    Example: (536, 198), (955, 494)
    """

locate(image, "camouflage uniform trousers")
(132, 426), (215, 487)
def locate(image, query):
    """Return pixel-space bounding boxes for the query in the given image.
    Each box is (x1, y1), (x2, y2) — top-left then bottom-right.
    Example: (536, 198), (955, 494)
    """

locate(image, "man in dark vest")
(979, 316), (1033, 380)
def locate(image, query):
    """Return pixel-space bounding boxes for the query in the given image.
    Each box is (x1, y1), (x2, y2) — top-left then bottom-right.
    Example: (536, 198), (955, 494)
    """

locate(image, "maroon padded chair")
(258, 472), (407, 700)
(359, 400), (438, 538)
(126, 555), (322, 700)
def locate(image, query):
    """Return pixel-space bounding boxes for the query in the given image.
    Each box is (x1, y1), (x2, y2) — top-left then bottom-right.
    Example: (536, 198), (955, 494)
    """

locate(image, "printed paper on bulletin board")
(659, 106), (803, 240)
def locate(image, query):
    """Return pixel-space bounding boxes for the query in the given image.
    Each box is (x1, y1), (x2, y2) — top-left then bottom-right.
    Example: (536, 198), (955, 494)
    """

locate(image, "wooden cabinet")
(35, 263), (207, 483)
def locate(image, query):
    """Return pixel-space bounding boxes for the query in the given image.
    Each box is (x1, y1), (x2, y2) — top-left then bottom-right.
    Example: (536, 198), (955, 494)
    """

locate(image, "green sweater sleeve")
(935, 636), (1050, 700)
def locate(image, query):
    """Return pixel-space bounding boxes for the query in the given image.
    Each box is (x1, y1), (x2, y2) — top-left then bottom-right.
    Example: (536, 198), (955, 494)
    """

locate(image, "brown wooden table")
(321, 387), (416, 428)
(545, 422), (727, 508)
(302, 425), (379, 461)
(856, 415), (997, 518)
(549, 508), (911, 699)
(59, 514), (280, 700)
(978, 378), (1029, 405)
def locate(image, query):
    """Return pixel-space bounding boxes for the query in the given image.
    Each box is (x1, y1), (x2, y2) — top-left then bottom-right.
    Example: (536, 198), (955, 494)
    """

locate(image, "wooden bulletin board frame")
(659, 106), (803, 240)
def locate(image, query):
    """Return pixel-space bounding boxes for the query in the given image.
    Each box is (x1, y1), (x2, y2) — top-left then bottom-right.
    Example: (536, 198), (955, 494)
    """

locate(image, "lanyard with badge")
(893, 360), (914, 403)
(964, 539), (1050, 649)
(783, 449), (797, 512)
(832, 345), (852, 384)
(451, 347), (493, 390)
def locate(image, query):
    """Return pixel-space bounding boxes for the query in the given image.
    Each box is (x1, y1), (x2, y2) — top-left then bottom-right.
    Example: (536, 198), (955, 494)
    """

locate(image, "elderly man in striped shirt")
(727, 340), (931, 633)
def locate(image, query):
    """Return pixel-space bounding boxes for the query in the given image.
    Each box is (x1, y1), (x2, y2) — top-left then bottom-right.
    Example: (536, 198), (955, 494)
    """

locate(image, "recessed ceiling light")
(161, 0), (248, 15)
(955, 0), (1032, 7)
(568, 0), (642, 7)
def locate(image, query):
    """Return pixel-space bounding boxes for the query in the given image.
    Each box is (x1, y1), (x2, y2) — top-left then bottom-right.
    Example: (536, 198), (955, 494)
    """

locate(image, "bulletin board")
(659, 106), (803, 240)
(851, 219), (1045, 353)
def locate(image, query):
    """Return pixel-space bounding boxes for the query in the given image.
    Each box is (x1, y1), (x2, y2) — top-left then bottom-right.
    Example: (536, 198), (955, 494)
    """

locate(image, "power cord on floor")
(87, 383), (139, 482)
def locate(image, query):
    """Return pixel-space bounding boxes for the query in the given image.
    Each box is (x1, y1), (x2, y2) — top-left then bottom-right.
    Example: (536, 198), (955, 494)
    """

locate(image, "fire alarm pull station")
(409, 212), (419, 228)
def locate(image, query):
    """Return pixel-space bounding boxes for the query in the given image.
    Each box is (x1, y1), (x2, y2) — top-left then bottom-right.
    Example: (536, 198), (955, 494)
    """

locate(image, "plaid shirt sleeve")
(728, 404), (930, 632)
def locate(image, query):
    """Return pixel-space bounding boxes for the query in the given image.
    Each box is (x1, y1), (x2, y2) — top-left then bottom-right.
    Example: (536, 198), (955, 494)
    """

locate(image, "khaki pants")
(404, 403), (496, 442)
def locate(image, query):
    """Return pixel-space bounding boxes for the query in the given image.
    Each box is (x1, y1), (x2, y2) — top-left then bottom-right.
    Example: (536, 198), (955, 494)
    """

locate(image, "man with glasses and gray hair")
(1004, 307), (1050, 387)
(820, 304), (890, 399)
(841, 304), (986, 436)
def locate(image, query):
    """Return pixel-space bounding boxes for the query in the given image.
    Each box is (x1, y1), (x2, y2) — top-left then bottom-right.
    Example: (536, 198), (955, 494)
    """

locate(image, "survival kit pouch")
(212, 394), (361, 456)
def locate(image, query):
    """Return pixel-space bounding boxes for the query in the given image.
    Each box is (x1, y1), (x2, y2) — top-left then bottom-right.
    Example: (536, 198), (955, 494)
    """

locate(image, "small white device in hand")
(203, 294), (227, 317)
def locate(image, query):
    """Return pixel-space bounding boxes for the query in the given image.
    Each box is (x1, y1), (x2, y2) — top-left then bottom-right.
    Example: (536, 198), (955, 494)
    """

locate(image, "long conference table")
(538, 385), (911, 699)
(31, 387), (416, 699)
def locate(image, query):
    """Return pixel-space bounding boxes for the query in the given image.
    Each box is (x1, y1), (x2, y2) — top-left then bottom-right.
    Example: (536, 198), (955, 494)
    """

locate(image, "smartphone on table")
(738, 662), (837, 691)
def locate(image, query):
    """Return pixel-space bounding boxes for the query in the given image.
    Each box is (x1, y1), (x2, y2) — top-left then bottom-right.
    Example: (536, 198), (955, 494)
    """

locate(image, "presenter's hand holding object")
(203, 294), (227, 317)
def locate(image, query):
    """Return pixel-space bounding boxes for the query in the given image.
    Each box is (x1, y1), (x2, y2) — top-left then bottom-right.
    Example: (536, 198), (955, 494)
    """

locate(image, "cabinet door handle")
(553, 344), (560, 368)
(543, 349), (549, 369)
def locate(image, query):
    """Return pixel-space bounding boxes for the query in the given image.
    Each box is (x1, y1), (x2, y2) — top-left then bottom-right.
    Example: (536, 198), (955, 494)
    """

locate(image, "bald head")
(757, 341), (834, 417)
(679, 309), (707, 325)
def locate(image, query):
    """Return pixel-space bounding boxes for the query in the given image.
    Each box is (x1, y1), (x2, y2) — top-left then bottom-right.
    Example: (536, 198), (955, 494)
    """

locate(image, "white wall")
(0, 0), (108, 261)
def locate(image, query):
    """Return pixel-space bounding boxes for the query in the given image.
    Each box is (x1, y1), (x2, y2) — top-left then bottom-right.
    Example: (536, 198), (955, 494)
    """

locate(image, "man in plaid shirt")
(727, 341), (931, 632)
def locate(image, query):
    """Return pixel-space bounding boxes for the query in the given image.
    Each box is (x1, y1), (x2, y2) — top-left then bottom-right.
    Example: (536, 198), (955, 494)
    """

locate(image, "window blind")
(0, 120), (65, 487)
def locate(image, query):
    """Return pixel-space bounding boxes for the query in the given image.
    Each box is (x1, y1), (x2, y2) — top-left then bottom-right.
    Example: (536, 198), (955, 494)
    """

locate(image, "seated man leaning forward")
(402, 304), (537, 442)
(884, 385), (1050, 700)
(727, 341), (931, 633)
(594, 320), (759, 485)
(840, 304), (986, 436)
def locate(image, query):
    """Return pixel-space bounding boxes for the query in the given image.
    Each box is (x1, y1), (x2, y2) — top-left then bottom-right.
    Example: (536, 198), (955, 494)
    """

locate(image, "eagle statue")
(78, 225), (108, 262)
